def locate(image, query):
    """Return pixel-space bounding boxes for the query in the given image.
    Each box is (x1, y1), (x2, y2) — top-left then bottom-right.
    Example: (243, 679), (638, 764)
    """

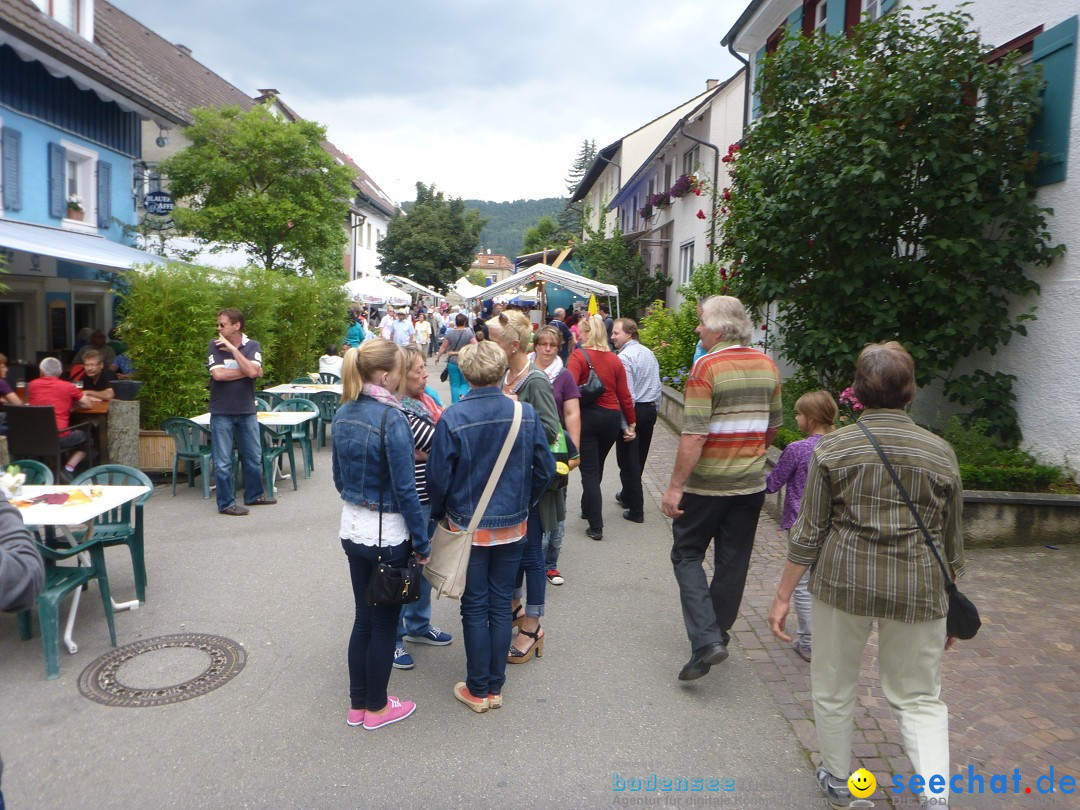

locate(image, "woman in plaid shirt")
(768, 342), (965, 809)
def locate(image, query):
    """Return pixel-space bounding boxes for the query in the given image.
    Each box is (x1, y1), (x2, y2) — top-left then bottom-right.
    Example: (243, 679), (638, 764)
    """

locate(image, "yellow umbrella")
(587, 294), (598, 316)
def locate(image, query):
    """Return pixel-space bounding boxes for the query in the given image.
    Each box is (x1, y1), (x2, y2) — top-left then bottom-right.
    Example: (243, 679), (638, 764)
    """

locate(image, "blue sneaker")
(392, 646), (414, 669)
(404, 626), (453, 646)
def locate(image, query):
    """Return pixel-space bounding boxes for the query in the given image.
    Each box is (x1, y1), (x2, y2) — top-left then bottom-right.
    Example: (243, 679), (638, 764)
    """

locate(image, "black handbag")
(577, 348), (606, 406)
(857, 421), (981, 639)
(439, 366), (449, 382)
(366, 407), (422, 607)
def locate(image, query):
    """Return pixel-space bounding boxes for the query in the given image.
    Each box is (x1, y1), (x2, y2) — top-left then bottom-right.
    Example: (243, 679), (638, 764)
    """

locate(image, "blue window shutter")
(2, 127), (21, 211)
(787, 6), (803, 35)
(825, 0), (846, 36)
(1032, 15), (1077, 186)
(752, 46), (767, 120)
(881, 0), (898, 14)
(96, 160), (112, 228)
(48, 142), (66, 218)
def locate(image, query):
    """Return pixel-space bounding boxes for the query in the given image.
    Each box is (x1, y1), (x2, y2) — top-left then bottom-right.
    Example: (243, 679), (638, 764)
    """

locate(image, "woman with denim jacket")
(427, 341), (556, 713)
(333, 340), (429, 731)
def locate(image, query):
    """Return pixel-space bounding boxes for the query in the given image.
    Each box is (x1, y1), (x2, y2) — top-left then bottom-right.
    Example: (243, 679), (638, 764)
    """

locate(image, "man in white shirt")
(612, 317), (662, 523)
(378, 309), (395, 341)
(389, 309), (416, 347)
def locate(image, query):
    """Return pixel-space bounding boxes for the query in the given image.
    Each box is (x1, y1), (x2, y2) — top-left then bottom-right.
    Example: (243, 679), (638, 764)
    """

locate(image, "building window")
(366, 223), (372, 248)
(683, 145), (700, 176)
(664, 161), (673, 190)
(60, 140), (96, 225)
(678, 241), (694, 286)
(861, 0), (880, 21)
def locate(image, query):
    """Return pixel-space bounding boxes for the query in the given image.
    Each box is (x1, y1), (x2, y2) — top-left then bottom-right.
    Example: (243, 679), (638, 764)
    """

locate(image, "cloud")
(110, 0), (746, 201)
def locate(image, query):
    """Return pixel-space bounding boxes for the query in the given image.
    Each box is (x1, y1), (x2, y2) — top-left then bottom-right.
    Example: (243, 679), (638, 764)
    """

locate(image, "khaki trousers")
(811, 598), (951, 804)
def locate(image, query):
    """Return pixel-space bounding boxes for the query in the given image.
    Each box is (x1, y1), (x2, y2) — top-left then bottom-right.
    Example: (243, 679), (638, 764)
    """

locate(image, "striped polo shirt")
(681, 342), (782, 496)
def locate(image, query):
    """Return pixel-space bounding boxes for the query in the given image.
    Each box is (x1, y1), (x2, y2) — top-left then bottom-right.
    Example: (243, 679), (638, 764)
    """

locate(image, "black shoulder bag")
(577, 348), (606, 406)
(366, 406), (422, 607)
(857, 421), (980, 639)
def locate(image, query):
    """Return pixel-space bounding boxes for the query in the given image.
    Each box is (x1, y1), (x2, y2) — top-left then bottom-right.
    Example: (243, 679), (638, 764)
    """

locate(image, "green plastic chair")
(18, 534), (118, 679)
(292, 376), (317, 385)
(256, 390), (284, 409)
(272, 398), (317, 477)
(70, 465), (154, 605)
(308, 391), (340, 449)
(160, 418), (214, 499)
(259, 423), (298, 495)
(255, 397), (271, 412)
(318, 372), (341, 384)
(11, 458), (54, 485)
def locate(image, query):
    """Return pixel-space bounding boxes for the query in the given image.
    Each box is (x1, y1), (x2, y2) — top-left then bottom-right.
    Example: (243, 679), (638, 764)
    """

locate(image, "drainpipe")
(679, 125), (721, 262)
(727, 43), (751, 132)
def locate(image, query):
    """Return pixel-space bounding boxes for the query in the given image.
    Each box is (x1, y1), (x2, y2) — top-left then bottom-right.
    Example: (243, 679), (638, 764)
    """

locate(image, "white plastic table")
(189, 411), (317, 427)
(262, 383), (343, 396)
(14, 484), (151, 654)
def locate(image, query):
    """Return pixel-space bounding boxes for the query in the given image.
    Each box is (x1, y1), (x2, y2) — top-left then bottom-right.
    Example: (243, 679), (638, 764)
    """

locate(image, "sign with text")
(143, 191), (174, 216)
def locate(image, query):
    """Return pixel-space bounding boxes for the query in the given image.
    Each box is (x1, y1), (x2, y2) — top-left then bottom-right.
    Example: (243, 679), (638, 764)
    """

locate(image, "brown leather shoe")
(245, 497), (277, 506)
(220, 505), (250, 516)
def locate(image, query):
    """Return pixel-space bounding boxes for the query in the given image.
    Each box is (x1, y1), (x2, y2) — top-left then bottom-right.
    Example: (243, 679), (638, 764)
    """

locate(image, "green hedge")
(958, 464), (1061, 492)
(121, 262), (345, 429)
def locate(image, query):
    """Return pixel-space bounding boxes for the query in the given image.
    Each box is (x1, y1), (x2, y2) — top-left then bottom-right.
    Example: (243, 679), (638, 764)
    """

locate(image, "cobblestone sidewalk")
(641, 417), (1080, 809)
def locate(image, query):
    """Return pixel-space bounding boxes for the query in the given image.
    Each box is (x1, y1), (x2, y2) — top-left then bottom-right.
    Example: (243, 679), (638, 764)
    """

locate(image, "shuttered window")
(1031, 16), (1078, 186)
(48, 142), (66, 218)
(96, 160), (112, 228)
(1, 127), (21, 211)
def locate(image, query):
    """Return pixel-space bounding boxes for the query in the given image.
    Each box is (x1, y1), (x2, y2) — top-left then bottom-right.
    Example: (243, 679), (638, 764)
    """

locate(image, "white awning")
(384, 275), (444, 301)
(342, 275), (411, 306)
(0, 219), (166, 271)
(465, 264), (619, 303)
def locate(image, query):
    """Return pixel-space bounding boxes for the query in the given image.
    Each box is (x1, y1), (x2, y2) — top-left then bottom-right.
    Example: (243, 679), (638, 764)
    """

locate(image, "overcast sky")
(109, 0), (746, 204)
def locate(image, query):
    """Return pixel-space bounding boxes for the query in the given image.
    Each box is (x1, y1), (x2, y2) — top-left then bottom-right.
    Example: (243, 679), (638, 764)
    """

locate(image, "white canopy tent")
(384, 275), (444, 301)
(451, 277), (488, 299)
(462, 264), (620, 316)
(342, 275), (411, 307)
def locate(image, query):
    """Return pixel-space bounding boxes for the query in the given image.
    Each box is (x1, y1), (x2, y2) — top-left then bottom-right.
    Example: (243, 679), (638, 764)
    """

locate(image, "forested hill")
(402, 197), (565, 259)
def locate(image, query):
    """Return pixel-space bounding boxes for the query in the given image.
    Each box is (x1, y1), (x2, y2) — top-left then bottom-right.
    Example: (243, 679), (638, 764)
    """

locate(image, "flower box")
(66, 207), (85, 222)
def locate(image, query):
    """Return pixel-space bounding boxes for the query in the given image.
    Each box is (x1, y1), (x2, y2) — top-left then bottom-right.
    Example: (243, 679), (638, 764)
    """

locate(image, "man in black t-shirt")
(80, 351), (116, 401)
(208, 308), (275, 516)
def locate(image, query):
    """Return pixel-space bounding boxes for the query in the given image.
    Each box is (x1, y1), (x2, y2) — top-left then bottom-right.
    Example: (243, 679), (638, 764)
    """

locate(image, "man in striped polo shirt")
(662, 295), (782, 681)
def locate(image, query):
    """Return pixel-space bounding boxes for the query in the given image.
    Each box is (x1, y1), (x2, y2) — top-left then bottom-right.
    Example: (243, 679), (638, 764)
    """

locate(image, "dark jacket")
(427, 387), (555, 530)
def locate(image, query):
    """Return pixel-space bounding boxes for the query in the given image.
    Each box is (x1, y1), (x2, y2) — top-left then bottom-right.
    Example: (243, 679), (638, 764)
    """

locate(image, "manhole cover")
(78, 634), (245, 707)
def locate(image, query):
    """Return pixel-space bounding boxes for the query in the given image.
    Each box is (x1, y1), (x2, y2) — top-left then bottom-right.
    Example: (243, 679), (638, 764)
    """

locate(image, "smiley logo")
(848, 768), (877, 798)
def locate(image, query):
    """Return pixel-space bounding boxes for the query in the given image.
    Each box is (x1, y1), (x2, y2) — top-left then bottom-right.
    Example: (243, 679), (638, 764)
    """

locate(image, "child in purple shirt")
(766, 390), (838, 662)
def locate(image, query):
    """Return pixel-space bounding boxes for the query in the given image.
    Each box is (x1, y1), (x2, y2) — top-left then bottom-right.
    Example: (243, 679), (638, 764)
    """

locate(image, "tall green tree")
(522, 215), (562, 254)
(379, 182), (486, 291)
(724, 8), (1062, 430)
(160, 104), (356, 278)
(576, 207), (670, 318)
(558, 139), (597, 237)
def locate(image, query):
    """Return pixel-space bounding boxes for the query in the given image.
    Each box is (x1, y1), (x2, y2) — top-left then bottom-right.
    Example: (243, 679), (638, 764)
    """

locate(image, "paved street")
(1, 360), (1077, 809)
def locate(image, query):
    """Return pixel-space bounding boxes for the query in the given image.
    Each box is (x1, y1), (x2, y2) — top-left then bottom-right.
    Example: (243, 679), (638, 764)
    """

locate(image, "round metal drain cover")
(79, 634), (245, 707)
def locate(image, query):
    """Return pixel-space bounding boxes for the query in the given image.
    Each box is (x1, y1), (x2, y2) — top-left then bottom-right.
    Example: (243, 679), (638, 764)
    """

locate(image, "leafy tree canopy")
(160, 104), (356, 278)
(724, 8), (1063, 414)
(575, 207), (670, 319)
(522, 215), (563, 254)
(379, 182), (486, 291)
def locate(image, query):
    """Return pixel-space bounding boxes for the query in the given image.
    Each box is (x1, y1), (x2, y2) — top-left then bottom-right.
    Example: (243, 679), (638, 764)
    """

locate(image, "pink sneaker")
(362, 696), (416, 730)
(346, 708), (365, 726)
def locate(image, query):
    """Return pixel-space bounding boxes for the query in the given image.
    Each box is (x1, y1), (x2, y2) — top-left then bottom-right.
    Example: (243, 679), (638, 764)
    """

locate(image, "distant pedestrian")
(415, 316), (432, 354)
(764, 390), (837, 663)
(208, 308), (276, 515)
(611, 317), (661, 523)
(661, 296), (781, 681)
(344, 306), (366, 348)
(436, 314), (476, 403)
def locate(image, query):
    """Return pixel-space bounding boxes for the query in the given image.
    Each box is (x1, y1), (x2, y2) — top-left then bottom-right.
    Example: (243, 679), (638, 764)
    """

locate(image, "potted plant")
(66, 194), (84, 221)
(651, 191), (672, 209)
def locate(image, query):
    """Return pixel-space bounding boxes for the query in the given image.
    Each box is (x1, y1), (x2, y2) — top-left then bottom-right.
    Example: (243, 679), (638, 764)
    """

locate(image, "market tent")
(494, 285), (538, 305)
(451, 277), (487, 298)
(463, 264), (620, 316)
(342, 275), (411, 306)
(385, 275), (444, 301)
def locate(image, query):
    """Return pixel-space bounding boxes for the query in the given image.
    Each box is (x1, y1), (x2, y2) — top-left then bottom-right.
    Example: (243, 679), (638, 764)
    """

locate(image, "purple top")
(766, 433), (825, 529)
(0, 379), (12, 397)
(551, 368), (580, 426)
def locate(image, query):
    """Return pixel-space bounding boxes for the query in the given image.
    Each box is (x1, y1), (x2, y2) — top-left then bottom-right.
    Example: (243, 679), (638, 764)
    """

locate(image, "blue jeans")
(447, 361), (469, 403)
(460, 538), (526, 698)
(513, 507), (545, 617)
(542, 520), (565, 570)
(341, 538), (408, 711)
(210, 413), (263, 511)
(397, 504), (435, 642)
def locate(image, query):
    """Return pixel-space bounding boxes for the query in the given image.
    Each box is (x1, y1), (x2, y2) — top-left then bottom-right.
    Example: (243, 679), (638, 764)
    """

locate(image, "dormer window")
(32, 0), (94, 39)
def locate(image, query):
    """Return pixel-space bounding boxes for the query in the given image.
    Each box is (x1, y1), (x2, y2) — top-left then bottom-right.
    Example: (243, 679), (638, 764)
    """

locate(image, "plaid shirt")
(789, 409), (965, 622)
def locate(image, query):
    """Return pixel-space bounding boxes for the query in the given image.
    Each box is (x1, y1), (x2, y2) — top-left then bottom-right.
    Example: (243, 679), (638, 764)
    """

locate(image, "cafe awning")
(0, 219), (166, 271)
